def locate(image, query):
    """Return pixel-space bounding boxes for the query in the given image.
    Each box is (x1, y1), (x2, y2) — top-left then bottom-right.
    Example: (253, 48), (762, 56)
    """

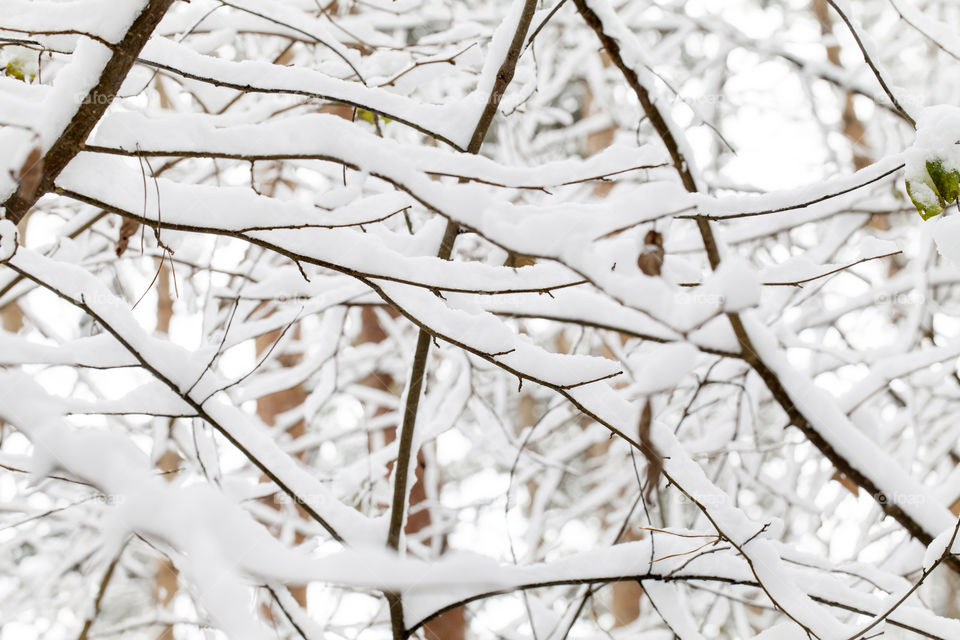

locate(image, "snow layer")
(2, 1), (147, 44)
(743, 313), (956, 540)
(0, 219), (18, 262)
(7, 245), (380, 545)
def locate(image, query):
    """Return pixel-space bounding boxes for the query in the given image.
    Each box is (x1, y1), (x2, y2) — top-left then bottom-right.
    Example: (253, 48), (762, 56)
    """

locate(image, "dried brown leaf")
(504, 252), (537, 268)
(15, 147), (43, 201)
(831, 470), (859, 497)
(116, 217), (140, 257)
(639, 399), (663, 503)
(637, 229), (664, 276)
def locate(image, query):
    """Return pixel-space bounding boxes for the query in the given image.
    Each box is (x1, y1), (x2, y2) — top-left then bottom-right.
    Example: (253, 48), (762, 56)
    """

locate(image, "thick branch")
(3, 0), (176, 224)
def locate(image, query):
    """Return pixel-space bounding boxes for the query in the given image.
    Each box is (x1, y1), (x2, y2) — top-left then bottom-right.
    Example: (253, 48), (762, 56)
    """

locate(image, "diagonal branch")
(572, 0), (960, 617)
(825, 0), (917, 127)
(572, 0), (698, 194)
(2, 0), (177, 224)
(5, 255), (348, 543)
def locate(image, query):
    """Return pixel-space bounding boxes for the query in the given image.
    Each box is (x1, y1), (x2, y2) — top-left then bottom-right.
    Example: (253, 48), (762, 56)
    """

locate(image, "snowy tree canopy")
(3, 0), (960, 639)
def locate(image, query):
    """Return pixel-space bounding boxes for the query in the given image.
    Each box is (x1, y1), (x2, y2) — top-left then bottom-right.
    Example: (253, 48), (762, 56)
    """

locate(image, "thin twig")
(77, 539), (129, 640)
(824, 0), (916, 127)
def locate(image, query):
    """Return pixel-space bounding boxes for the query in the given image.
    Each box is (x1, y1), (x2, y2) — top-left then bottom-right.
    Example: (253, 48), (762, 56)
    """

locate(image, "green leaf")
(3, 58), (37, 83)
(928, 159), (960, 205)
(356, 108), (391, 125)
(4, 61), (28, 82)
(907, 178), (945, 220)
(906, 158), (960, 220)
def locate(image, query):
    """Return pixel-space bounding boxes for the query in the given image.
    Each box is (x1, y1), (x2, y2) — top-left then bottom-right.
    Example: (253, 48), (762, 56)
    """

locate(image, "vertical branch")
(384, 327), (434, 553)
(385, 1), (540, 637)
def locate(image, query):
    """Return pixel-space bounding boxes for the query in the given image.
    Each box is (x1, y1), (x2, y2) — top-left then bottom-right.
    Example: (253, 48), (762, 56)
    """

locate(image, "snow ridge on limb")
(742, 314), (956, 541)
(4, 245), (378, 545)
(3, 0), (176, 224)
(366, 276), (854, 637)
(0, 371), (276, 640)
(573, 0), (958, 581)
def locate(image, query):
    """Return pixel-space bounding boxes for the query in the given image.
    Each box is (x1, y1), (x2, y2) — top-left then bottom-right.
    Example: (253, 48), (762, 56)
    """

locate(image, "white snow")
(923, 526), (960, 572)
(930, 214), (960, 268)
(632, 341), (700, 395)
(0, 219), (18, 262)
